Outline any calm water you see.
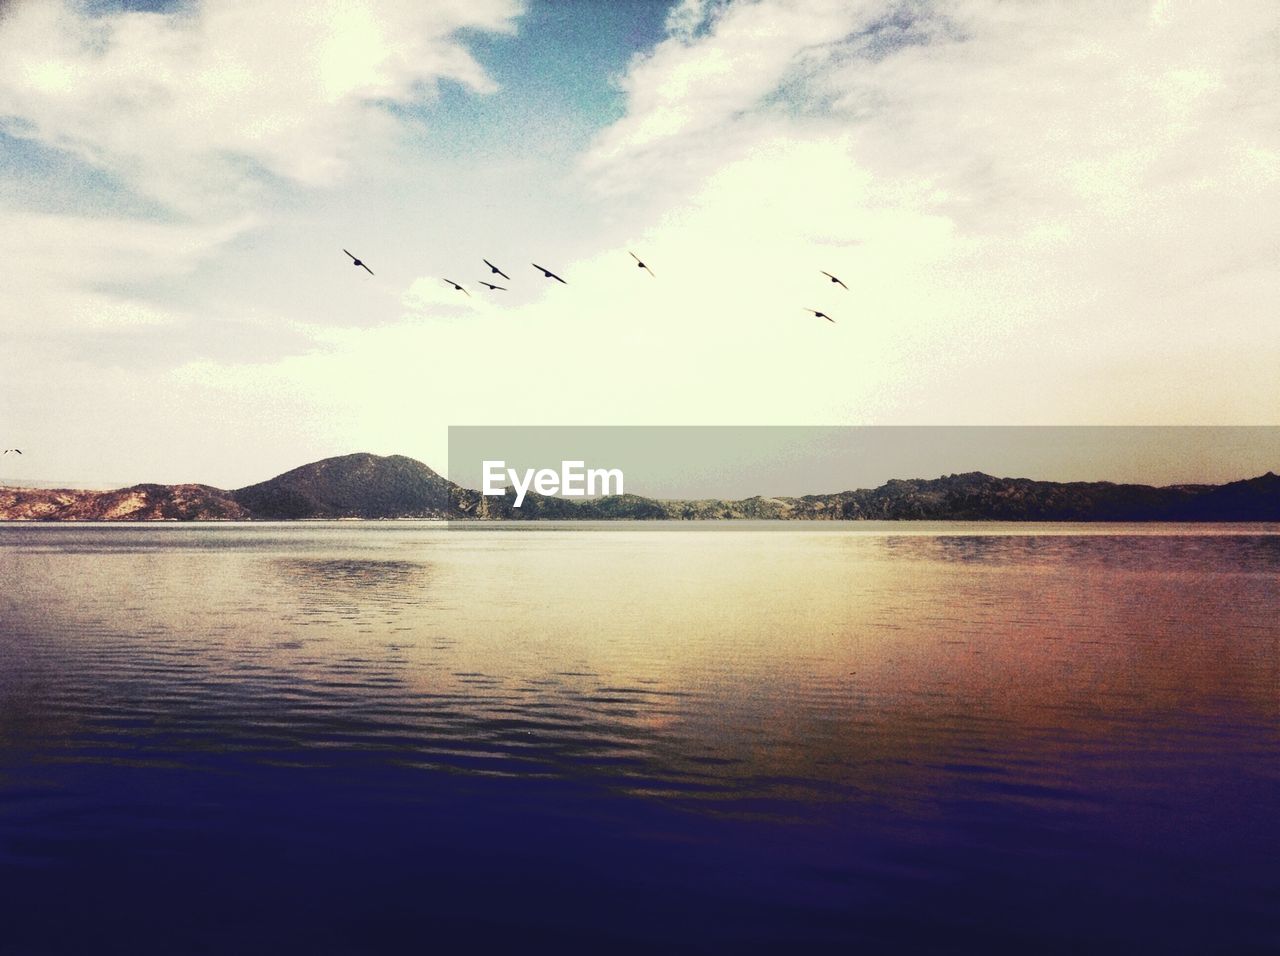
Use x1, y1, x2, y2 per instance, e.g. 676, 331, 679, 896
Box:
1, 523, 1277, 953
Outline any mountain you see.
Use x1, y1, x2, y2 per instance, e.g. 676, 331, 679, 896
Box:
0, 483, 248, 521
472, 472, 1222, 521
787, 472, 1208, 521
0, 454, 457, 521
232, 453, 457, 519
1177, 471, 1280, 521
0, 455, 1277, 521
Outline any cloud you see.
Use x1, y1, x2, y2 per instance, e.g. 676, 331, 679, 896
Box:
586, 0, 873, 193
0, 0, 521, 212
402, 276, 489, 318
0, 0, 523, 409
3, 0, 1278, 488
588, 0, 1279, 214
576, 0, 1280, 421
0, 206, 249, 337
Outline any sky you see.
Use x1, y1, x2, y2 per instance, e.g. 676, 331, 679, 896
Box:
0, 0, 1277, 488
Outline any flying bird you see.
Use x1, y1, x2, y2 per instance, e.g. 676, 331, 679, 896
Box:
630, 252, 655, 277
344, 249, 374, 275
532, 263, 567, 284
483, 259, 511, 281
443, 279, 471, 297
821, 271, 848, 290
805, 309, 835, 323
479, 281, 507, 291
3, 449, 21, 455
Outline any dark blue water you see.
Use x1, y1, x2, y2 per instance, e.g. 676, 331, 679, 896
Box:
1, 523, 1277, 953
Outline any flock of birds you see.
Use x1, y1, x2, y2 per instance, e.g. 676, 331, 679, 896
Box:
1, 258, 846, 468
342, 249, 849, 323
3, 256, 846, 467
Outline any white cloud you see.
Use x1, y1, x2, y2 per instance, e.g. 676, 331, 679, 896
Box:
587, 0, 874, 193
664, 0, 728, 42
402, 276, 491, 318
0, 0, 520, 212
575, 0, 1280, 425
0, 0, 523, 441
4, 0, 1278, 488
0, 206, 249, 336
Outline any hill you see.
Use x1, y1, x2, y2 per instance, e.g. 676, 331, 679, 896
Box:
231, 453, 457, 519
0, 483, 248, 521
0, 455, 1277, 521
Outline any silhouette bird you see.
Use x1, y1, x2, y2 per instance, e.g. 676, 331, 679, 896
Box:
821, 271, 848, 290
3, 448, 21, 455
630, 252, 655, 277
483, 259, 511, 281
443, 279, 471, 297
805, 309, 835, 323
479, 281, 507, 291
344, 249, 374, 275
532, 263, 567, 284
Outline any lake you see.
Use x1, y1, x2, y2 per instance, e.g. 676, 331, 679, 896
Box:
1, 523, 1277, 953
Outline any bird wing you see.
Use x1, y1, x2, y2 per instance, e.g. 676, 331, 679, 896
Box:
532, 263, 565, 281
630, 251, 642, 263
643, 264, 655, 276
345, 249, 356, 261
361, 263, 374, 275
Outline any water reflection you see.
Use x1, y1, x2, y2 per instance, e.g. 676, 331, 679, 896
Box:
0, 523, 1276, 952
269, 556, 433, 620
876, 529, 1280, 571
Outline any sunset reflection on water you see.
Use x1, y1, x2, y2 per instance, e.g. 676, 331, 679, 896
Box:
1, 523, 1276, 952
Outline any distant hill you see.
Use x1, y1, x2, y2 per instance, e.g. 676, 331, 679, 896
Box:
1176, 471, 1280, 521
0, 483, 249, 521
0, 454, 1277, 521
232, 453, 456, 519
